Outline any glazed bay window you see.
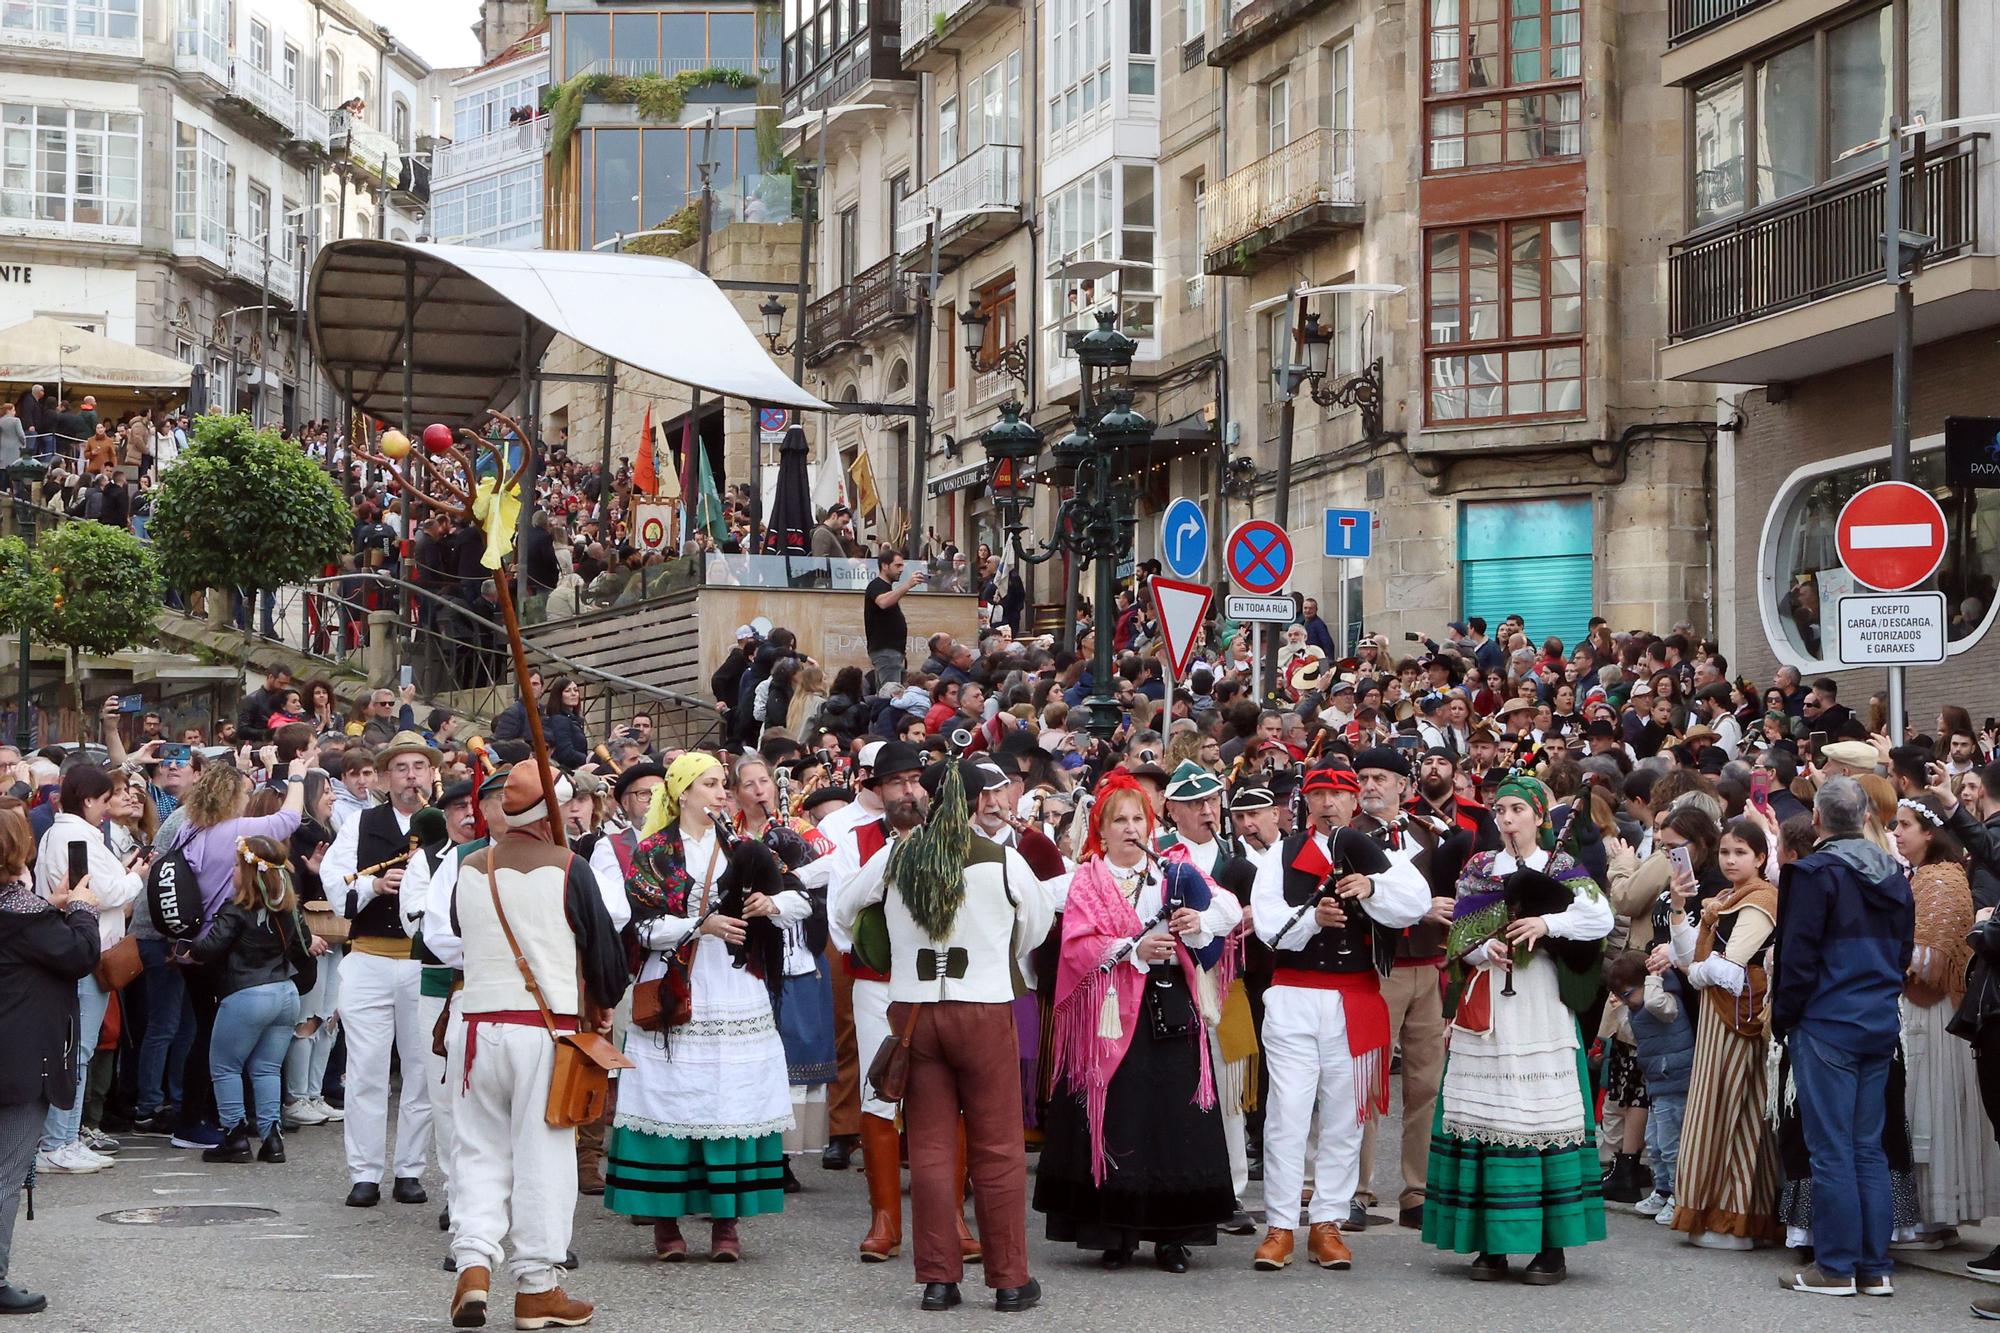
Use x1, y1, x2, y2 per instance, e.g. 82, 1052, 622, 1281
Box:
1, 103, 140, 236
1048, 0, 1114, 133
1425, 0, 1580, 174
3, 0, 140, 45
1425, 217, 1582, 423
1684, 0, 1948, 229
1043, 162, 1158, 371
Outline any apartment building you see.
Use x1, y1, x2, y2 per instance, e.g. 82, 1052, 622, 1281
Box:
0, 0, 447, 427
431, 24, 551, 249
539, 0, 797, 492
1657, 0, 1997, 720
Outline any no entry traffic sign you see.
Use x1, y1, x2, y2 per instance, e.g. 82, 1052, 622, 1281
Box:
1835, 481, 1947, 592
1226, 519, 1293, 596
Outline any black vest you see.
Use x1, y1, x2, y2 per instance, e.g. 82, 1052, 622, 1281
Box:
1277, 827, 1392, 974
351, 803, 414, 939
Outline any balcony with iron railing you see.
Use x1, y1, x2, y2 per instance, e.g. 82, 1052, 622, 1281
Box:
1667, 0, 1773, 44
226, 237, 297, 304
804, 255, 914, 363
895, 144, 1023, 264
1663, 136, 1995, 383
328, 108, 403, 187
434, 117, 550, 185
1203, 127, 1360, 276
220, 56, 302, 139
900, 0, 1015, 73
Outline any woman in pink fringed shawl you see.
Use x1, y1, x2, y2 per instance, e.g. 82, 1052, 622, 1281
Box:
1032, 771, 1243, 1274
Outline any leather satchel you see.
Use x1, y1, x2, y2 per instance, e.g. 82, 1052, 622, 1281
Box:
866, 1001, 915, 1105
629, 846, 717, 1034
482, 850, 634, 1129
92, 933, 142, 992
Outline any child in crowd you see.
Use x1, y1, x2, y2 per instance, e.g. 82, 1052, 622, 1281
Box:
1606, 949, 1695, 1227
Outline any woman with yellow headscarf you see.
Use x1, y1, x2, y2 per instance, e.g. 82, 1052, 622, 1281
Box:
604, 751, 801, 1262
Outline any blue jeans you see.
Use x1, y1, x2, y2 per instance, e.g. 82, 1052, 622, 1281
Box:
135, 940, 194, 1116
40, 978, 109, 1152
210, 982, 300, 1137
1645, 1090, 1685, 1197
1790, 1026, 1893, 1279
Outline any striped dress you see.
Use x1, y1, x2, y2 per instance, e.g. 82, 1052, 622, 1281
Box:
1669, 883, 1781, 1242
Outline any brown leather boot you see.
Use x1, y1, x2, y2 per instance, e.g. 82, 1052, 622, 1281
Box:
652, 1219, 687, 1262
575, 1119, 606, 1196
450, 1264, 489, 1328
858, 1114, 903, 1262
1253, 1228, 1295, 1271
512, 1286, 594, 1329
1308, 1222, 1352, 1270
709, 1218, 741, 1263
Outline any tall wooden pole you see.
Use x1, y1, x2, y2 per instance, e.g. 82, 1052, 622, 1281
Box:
490, 565, 565, 850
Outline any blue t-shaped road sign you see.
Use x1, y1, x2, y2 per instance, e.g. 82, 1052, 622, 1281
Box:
1324, 507, 1373, 559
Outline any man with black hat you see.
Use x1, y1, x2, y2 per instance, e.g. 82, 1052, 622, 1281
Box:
1351, 747, 1472, 1231
1408, 747, 1501, 852
426, 763, 628, 1331
322, 729, 443, 1208
585, 762, 664, 904
1249, 764, 1429, 1273
1690, 681, 1743, 758
833, 754, 1050, 1313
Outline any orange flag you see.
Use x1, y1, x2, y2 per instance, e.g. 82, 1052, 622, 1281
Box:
633, 404, 657, 496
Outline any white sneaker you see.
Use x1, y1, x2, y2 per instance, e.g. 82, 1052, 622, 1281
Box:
312, 1098, 345, 1123
71, 1141, 116, 1169
1633, 1190, 1669, 1216
285, 1099, 330, 1126
1694, 1231, 1754, 1251
36, 1143, 103, 1174
1654, 1202, 1676, 1227
1890, 1236, 1948, 1252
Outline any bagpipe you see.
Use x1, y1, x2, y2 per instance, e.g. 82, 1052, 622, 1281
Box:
706, 809, 789, 985
1098, 849, 1180, 973
1450, 864, 1601, 1007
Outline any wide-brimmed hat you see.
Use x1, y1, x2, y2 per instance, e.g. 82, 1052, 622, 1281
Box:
1496, 697, 1537, 721
374, 730, 442, 768
865, 741, 924, 785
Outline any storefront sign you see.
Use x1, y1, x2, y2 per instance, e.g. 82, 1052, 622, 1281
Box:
1835, 592, 1947, 665
1945, 416, 2000, 489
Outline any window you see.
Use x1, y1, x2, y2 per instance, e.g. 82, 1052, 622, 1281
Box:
248, 18, 269, 70
1427, 91, 1580, 170
1188, 176, 1206, 306
966, 53, 1022, 152
4, 0, 139, 41
431, 163, 541, 246
939, 302, 956, 392
837, 204, 858, 285
392, 97, 411, 150
1128, 0, 1153, 95
172, 121, 228, 247
282, 195, 303, 256
452, 68, 551, 141
2, 103, 142, 232
1328, 41, 1352, 171
357, 72, 371, 109
1688, 0, 1956, 228
321, 48, 340, 108
613, 11, 657, 61
971, 274, 1016, 396
1048, 0, 1115, 132
1185, 0, 1205, 45
1424, 217, 1582, 422
1267, 76, 1290, 154
581, 126, 761, 246
282, 42, 300, 92
563, 12, 610, 77
247, 182, 269, 245
1042, 163, 1157, 370
938, 98, 959, 169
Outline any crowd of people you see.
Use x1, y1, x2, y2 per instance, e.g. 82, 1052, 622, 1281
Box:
5, 540, 2000, 1324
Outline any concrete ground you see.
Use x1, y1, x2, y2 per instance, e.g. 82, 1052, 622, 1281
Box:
12, 1103, 1996, 1332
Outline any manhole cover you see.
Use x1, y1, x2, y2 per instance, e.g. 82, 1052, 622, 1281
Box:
98, 1205, 279, 1227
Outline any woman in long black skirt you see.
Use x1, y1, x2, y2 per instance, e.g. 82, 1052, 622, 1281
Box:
1036, 774, 1240, 1271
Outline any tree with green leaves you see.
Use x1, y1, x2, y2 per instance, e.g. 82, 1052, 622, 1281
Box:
0, 521, 161, 657
149, 413, 351, 599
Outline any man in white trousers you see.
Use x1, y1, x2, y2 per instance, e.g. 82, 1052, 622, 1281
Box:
322, 731, 440, 1208
1249, 764, 1428, 1273
426, 763, 627, 1330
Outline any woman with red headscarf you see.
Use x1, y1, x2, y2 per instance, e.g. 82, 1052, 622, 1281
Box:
1035, 771, 1242, 1273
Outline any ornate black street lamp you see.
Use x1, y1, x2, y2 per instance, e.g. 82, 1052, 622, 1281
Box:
978, 311, 1152, 745
7, 455, 48, 750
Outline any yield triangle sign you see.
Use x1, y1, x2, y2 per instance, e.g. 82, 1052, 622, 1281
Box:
1151, 576, 1213, 681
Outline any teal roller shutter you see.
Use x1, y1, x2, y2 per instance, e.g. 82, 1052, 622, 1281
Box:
1458, 497, 1594, 652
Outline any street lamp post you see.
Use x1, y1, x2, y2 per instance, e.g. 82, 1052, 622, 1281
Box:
7, 455, 48, 750
978, 311, 1149, 746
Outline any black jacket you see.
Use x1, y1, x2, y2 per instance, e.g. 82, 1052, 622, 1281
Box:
188, 900, 314, 997
542, 708, 590, 769
0, 891, 101, 1108
238, 686, 279, 738
493, 698, 530, 743
1949, 804, 2000, 911
711, 647, 751, 709
521, 525, 560, 594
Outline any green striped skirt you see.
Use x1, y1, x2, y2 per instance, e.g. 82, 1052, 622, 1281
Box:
603, 1129, 787, 1221
1421, 1043, 1607, 1256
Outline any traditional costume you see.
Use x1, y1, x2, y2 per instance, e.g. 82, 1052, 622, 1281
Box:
1249, 766, 1429, 1271
833, 757, 1053, 1313
1038, 770, 1239, 1270
604, 753, 800, 1259
1665, 869, 1780, 1246
424, 764, 628, 1329
756, 809, 836, 1162
321, 730, 440, 1204
1423, 773, 1612, 1280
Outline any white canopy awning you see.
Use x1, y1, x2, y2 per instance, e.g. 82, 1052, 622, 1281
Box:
0, 316, 192, 391
307, 239, 827, 425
